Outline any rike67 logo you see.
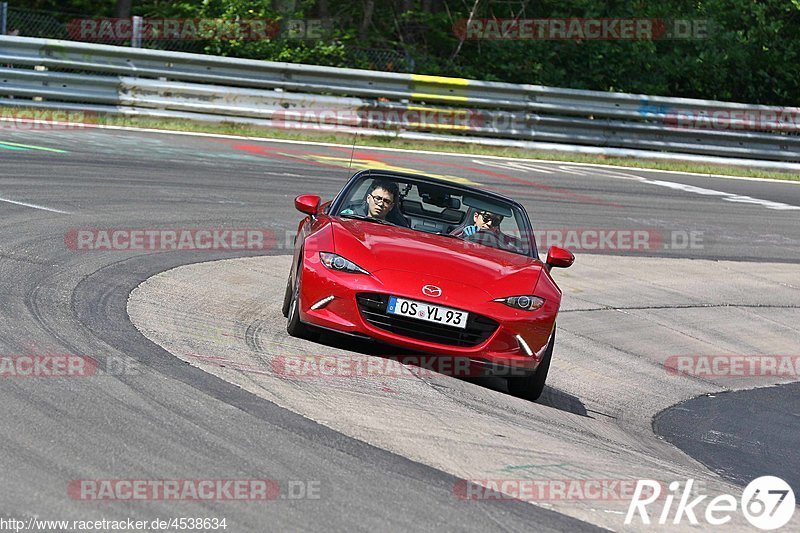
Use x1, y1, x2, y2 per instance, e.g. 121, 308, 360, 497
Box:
626, 476, 795, 530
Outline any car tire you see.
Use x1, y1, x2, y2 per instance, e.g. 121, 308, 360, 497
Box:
286, 269, 318, 341
506, 328, 555, 402
281, 276, 292, 318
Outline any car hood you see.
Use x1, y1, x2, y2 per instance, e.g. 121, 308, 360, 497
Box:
329, 218, 543, 296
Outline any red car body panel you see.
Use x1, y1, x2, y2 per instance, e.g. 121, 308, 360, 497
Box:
292, 209, 563, 374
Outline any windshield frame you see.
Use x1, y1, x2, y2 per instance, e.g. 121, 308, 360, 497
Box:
329, 170, 539, 259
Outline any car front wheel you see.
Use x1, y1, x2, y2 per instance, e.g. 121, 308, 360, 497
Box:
281, 276, 292, 318
286, 270, 318, 341
506, 328, 555, 401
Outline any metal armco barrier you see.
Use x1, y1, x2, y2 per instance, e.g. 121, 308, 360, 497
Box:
1, 35, 799, 166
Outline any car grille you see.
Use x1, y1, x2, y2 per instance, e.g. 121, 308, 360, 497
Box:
356, 293, 498, 348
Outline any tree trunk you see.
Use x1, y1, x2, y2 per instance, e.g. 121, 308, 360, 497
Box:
316, 0, 329, 18
115, 0, 132, 19
449, 0, 481, 62
359, 0, 375, 41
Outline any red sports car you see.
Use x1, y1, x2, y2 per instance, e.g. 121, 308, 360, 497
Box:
282, 169, 574, 400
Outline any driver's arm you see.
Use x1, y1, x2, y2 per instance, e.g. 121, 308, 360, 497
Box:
452, 225, 479, 237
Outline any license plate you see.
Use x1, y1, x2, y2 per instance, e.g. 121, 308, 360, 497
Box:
387, 296, 468, 329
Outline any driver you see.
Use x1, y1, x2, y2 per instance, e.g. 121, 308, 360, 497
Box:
459, 210, 503, 236
340, 180, 409, 226
453, 209, 520, 251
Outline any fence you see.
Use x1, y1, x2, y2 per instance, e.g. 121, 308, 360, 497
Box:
1, 34, 799, 167
0, 4, 412, 72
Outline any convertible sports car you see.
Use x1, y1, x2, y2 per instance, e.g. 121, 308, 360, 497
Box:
282, 169, 574, 400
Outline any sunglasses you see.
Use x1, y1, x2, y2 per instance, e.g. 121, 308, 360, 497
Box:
368, 193, 394, 206
478, 211, 501, 225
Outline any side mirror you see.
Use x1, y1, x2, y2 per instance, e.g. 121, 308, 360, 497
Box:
546, 246, 574, 269
295, 195, 321, 216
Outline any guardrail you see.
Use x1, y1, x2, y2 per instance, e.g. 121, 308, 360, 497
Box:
1, 35, 799, 166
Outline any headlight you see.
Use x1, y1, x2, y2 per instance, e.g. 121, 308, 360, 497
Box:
319, 252, 369, 274
493, 295, 545, 311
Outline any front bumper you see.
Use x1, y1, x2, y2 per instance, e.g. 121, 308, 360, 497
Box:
297, 258, 557, 373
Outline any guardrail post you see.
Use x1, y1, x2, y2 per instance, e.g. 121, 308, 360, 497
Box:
404, 49, 415, 72
1, 2, 8, 36
131, 16, 142, 47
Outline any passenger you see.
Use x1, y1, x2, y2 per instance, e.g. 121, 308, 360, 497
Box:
341, 179, 408, 226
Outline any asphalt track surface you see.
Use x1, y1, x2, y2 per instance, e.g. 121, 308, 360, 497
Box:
1, 125, 799, 531
655, 382, 800, 497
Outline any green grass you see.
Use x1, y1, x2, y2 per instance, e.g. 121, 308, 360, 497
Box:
104, 115, 800, 181
4, 106, 799, 181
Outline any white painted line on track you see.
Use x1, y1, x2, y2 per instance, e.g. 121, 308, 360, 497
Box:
579, 167, 800, 209
0, 196, 72, 214
30, 121, 798, 185
469, 158, 800, 210
586, 168, 655, 181
642, 179, 800, 210
557, 165, 591, 176
471, 159, 555, 174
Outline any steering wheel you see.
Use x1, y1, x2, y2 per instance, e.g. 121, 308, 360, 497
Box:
463, 228, 503, 248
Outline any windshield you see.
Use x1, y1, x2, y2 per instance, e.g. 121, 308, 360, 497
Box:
332, 174, 534, 257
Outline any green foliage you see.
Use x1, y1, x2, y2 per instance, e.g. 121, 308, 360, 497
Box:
11, 0, 800, 105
